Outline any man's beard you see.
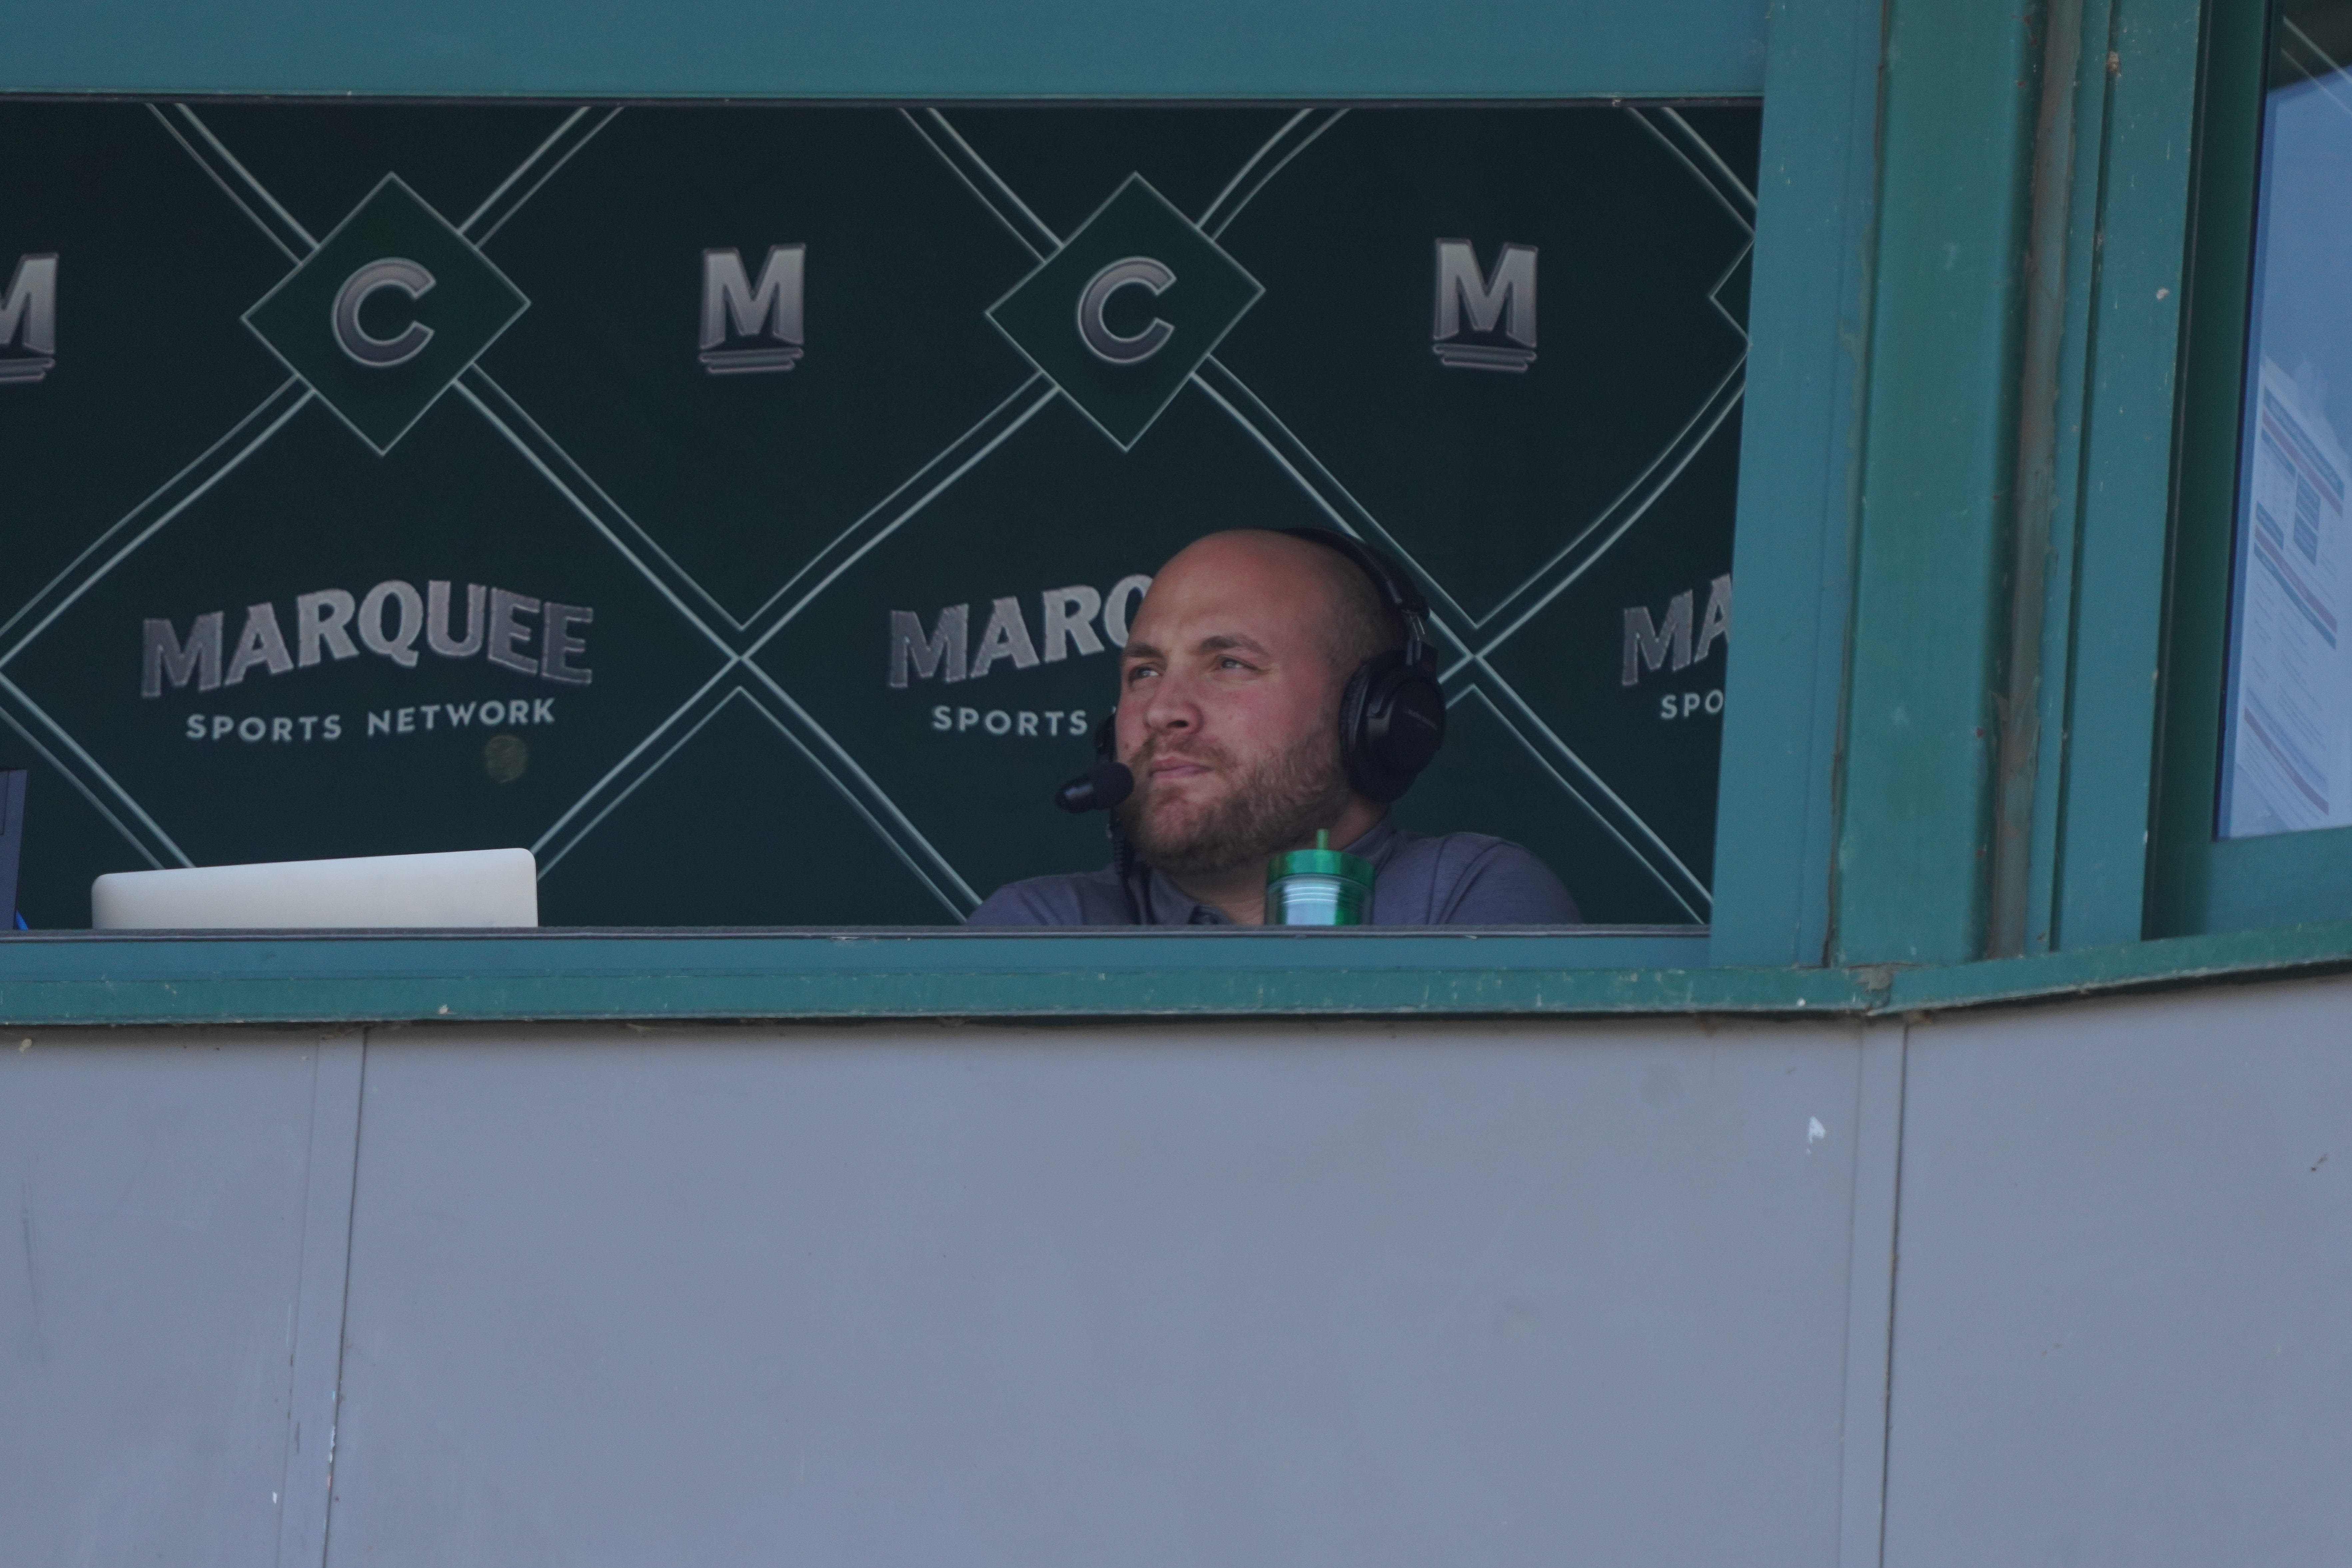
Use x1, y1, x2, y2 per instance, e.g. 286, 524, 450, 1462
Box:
1117, 728, 1352, 878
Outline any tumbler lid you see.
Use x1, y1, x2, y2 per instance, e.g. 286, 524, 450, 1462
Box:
1265, 829, 1376, 889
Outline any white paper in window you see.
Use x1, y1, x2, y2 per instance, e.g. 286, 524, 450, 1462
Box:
2227, 357, 2352, 835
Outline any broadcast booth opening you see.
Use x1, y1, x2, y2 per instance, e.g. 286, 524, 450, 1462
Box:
0, 102, 1755, 926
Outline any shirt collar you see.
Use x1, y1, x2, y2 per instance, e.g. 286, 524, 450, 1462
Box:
1337, 815, 1400, 864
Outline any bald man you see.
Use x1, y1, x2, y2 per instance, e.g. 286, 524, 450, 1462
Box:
970, 530, 1578, 927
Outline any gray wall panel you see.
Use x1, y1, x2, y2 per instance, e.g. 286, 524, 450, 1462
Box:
0, 1029, 336, 1568
323, 1019, 1870, 1568
1883, 974, 2352, 1568
41, 983, 2344, 1568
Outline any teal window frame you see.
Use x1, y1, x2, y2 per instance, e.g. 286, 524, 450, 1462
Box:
1825, 0, 2205, 966
2149, 0, 2352, 935
0, 0, 1884, 1018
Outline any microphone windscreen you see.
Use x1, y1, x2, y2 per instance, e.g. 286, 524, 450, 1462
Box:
1055, 761, 1134, 814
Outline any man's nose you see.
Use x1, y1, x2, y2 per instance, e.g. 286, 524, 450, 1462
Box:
1141, 674, 1198, 733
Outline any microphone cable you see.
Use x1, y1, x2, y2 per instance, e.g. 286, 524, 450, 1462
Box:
1054, 754, 1145, 926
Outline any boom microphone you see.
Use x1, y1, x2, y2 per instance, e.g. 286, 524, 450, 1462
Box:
1055, 761, 1133, 814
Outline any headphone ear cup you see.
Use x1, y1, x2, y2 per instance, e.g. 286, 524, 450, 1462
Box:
1337, 660, 1378, 792
1341, 653, 1447, 802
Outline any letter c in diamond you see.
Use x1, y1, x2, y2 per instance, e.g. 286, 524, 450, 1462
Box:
332, 258, 437, 369
1075, 256, 1175, 365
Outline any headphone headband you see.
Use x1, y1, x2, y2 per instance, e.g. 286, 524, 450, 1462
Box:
1278, 528, 1433, 672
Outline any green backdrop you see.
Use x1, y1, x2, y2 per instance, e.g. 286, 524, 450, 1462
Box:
0, 100, 1754, 926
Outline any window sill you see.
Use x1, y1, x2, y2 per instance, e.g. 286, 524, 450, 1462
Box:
2, 917, 2349, 1026
0, 926, 1712, 1024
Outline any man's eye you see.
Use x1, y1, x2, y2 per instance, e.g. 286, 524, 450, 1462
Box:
1126, 666, 1158, 684
1219, 657, 1249, 670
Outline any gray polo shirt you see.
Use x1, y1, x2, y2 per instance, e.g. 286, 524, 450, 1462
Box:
967, 817, 1580, 926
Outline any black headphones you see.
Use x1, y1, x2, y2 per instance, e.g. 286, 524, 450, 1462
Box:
1280, 528, 1448, 803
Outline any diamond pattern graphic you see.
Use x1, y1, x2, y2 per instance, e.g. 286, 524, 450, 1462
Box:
5, 390, 732, 870
245, 174, 527, 453
0, 103, 294, 626
473, 108, 1043, 628
989, 174, 1262, 449
0, 101, 1755, 927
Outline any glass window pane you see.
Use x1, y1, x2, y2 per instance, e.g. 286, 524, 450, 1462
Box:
0, 100, 1757, 927
2219, 0, 2352, 837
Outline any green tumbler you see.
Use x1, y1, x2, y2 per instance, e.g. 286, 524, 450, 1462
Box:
1265, 830, 1376, 925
